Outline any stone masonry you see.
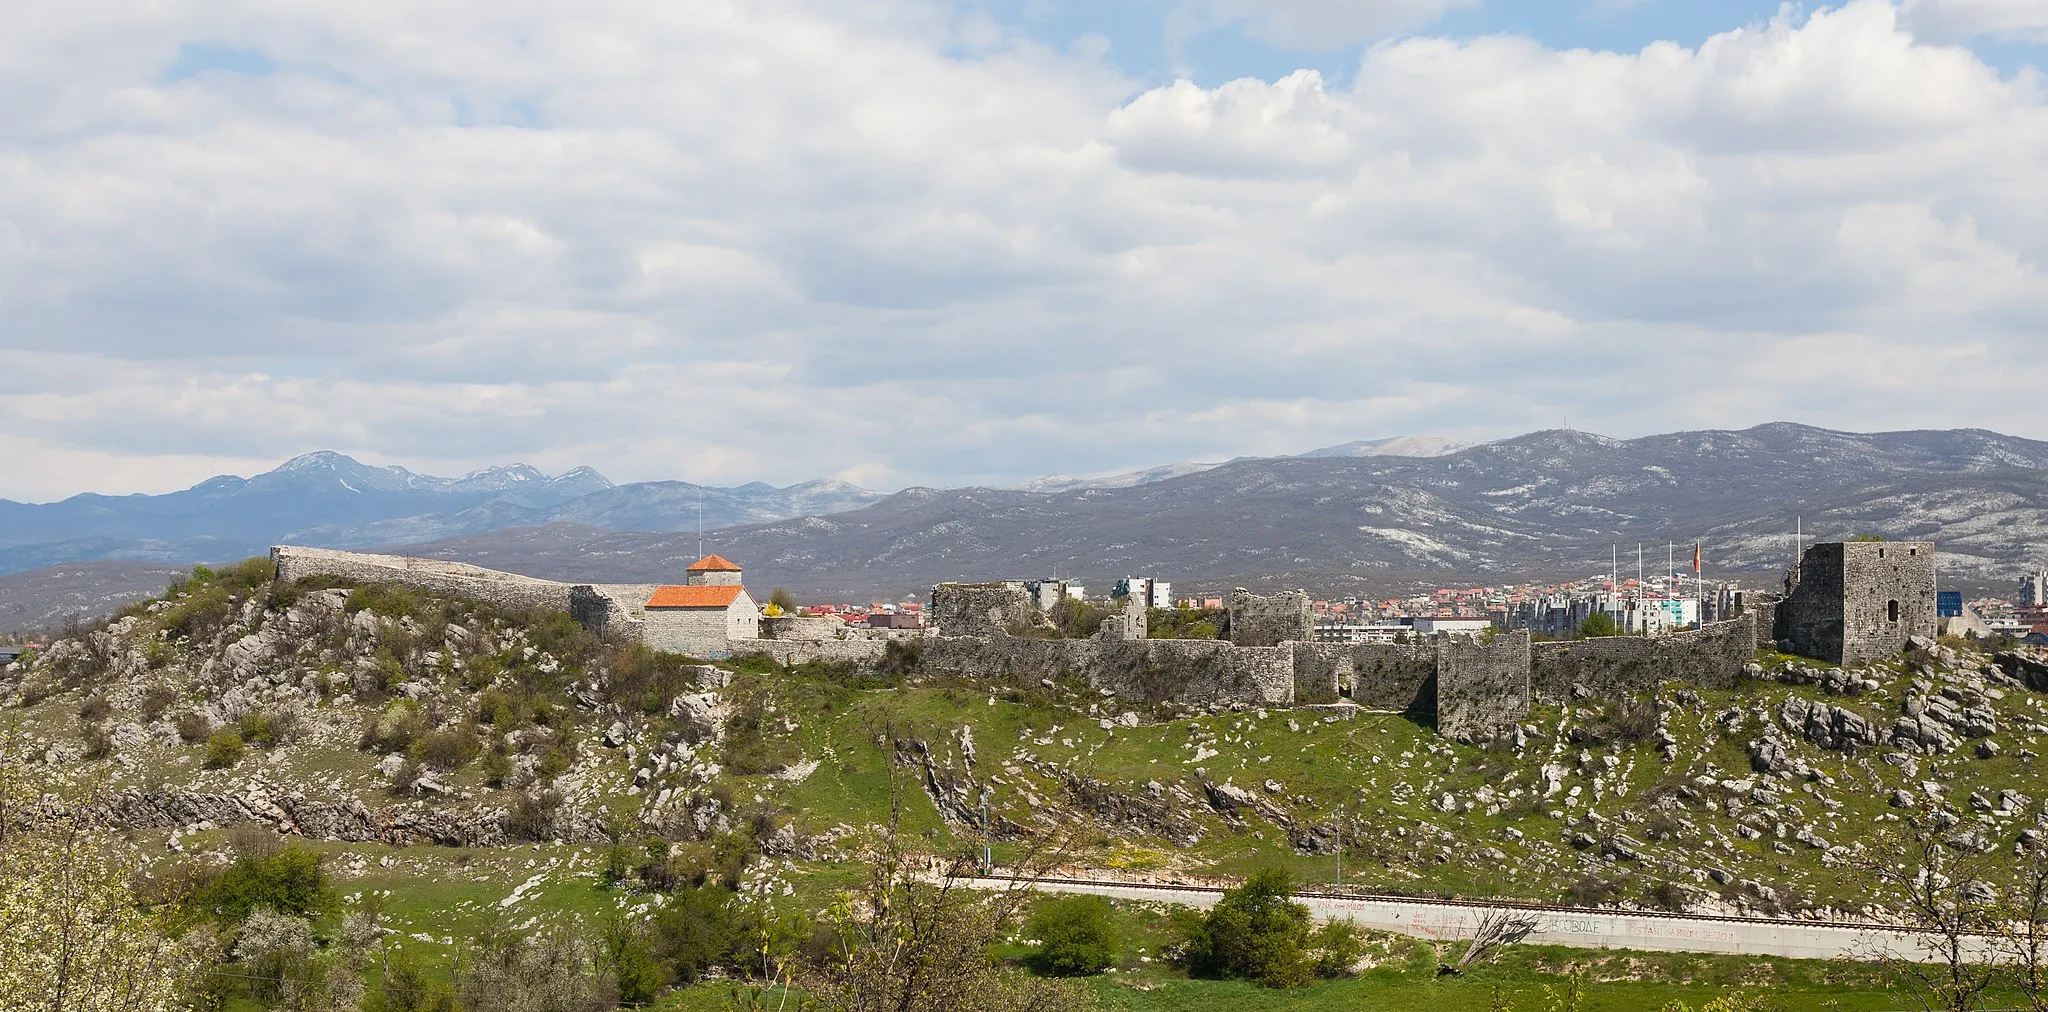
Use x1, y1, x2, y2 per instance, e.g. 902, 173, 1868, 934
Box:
1225, 588, 1312, 647
929, 582, 1044, 638
1774, 541, 1936, 666
276, 547, 1770, 741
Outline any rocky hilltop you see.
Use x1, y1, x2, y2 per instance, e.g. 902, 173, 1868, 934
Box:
7, 562, 2048, 921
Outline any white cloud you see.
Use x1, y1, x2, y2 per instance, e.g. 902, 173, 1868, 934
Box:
1902, 0, 2048, 42
1, 0, 2046, 502
1207, 0, 1480, 49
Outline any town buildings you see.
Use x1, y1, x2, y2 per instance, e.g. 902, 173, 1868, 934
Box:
1112, 576, 1173, 609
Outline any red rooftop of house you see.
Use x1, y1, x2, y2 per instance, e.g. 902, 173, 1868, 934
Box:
685, 554, 743, 572
646, 586, 745, 609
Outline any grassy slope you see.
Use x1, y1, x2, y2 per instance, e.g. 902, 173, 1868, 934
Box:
11, 569, 2046, 1007
743, 661, 2046, 913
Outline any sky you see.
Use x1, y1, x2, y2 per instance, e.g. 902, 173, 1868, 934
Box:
3, 0, 2048, 501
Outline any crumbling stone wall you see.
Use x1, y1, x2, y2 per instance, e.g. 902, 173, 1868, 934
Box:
273, 546, 573, 615
1098, 599, 1147, 642
1094, 640, 1294, 706
1225, 589, 1311, 647
1292, 643, 1436, 712
929, 583, 1040, 638
761, 615, 845, 640
915, 635, 1295, 706
1529, 614, 1757, 704
569, 584, 661, 638
729, 638, 893, 666
1773, 542, 1935, 665
1435, 632, 1532, 742
1744, 592, 1783, 648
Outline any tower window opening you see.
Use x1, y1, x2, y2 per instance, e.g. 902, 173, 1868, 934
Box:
1888, 600, 1900, 623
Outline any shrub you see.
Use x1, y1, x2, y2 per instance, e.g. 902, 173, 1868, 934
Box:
162, 583, 237, 643
475, 687, 520, 727
233, 906, 315, 1003
1148, 605, 1223, 640
1311, 919, 1365, 978
721, 677, 796, 775
360, 699, 424, 754
1566, 872, 1626, 908
481, 750, 514, 788
1028, 895, 1118, 976
601, 915, 668, 1005
76, 694, 113, 722
1576, 613, 1621, 638
1173, 868, 1316, 988
640, 839, 714, 892
138, 684, 179, 722
389, 758, 423, 795
379, 949, 454, 1012
600, 644, 696, 715
878, 638, 924, 678
1050, 598, 1107, 639
193, 846, 336, 924
650, 884, 744, 983
1582, 697, 1659, 745
81, 722, 115, 760
536, 743, 575, 780
212, 557, 275, 593
506, 789, 563, 841
239, 709, 294, 747
204, 730, 246, 769
344, 584, 428, 620
415, 727, 483, 771
176, 710, 212, 744
1646, 880, 1689, 911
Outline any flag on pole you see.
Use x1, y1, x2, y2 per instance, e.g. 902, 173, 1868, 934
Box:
1693, 542, 1701, 574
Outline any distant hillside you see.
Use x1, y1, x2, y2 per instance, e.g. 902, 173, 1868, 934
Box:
394, 424, 2048, 598
0, 561, 187, 635
1022, 433, 1471, 492
0, 451, 883, 577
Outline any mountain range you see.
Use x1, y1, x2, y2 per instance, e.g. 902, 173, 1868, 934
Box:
0, 451, 883, 578
387, 424, 2048, 600
6, 423, 2047, 627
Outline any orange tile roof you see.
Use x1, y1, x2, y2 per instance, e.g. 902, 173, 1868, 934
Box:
646, 585, 746, 609
686, 554, 743, 572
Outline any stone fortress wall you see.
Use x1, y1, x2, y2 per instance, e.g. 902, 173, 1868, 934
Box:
273, 546, 577, 614
273, 545, 1819, 742
1530, 615, 1758, 704
1224, 589, 1312, 647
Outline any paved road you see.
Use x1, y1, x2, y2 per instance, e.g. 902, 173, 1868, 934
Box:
965, 876, 1967, 963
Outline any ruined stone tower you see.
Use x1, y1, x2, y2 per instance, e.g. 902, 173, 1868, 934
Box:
1773, 540, 1936, 665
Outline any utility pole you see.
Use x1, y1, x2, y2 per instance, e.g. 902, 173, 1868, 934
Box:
981, 791, 992, 874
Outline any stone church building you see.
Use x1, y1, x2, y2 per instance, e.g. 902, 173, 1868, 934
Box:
642, 554, 761, 658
